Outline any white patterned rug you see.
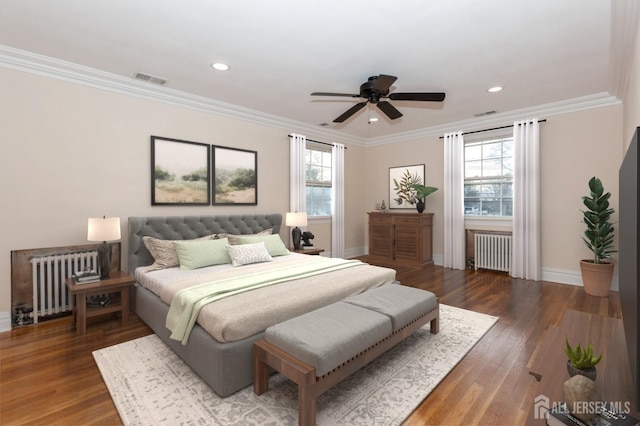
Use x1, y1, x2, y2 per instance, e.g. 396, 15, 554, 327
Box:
93, 304, 497, 426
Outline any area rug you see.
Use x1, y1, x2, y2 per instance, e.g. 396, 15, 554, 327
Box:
93, 304, 497, 425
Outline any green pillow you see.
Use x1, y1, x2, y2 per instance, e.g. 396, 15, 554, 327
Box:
234, 234, 290, 256
173, 238, 231, 270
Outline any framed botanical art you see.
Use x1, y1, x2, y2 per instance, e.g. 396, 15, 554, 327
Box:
212, 145, 257, 205
389, 164, 425, 209
150, 136, 211, 205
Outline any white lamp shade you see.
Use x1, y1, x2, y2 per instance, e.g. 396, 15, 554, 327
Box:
87, 217, 121, 242
285, 212, 308, 227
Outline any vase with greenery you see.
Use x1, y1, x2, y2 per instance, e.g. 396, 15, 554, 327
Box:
565, 338, 602, 381
410, 184, 438, 213
579, 176, 616, 297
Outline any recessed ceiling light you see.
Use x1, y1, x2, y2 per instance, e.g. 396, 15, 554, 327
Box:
368, 117, 379, 123
211, 62, 230, 71
487, 86, 503, 93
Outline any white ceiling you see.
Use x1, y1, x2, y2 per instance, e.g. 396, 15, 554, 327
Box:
0, 0, 630, 142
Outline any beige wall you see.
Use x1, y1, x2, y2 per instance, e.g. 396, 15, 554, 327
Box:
623, 17, 640, 148
2, 25, 638, 327
0, 67, 364, 323
540, 107, 622, 272
364, 105, 623, 282
364, 136, 445, 260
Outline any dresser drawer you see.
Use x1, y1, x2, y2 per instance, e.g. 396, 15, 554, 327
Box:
394, 217, 420, 226
370, 224, 392, 238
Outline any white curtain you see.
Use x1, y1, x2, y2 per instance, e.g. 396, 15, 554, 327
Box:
331, 143, 346, 258
444, 131, 466, 269
511, 119, 541, 280
289, 133, 306, 213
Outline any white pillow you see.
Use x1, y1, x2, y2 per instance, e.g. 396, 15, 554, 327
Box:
226, 242, 273, 267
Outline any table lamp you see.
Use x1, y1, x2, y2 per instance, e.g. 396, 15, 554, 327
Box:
285, 212, 307, 250
87, 216, 121, 279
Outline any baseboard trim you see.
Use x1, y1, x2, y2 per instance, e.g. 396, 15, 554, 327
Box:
356, 248, 616, 289
0, 311, 11, 333
541, 267, 619, 291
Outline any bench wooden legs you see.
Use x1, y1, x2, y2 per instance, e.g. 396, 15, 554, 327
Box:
431, 311, 439, 334
254, 339, 318, 426
253, 304, 439, 426
253, 341, 270, 395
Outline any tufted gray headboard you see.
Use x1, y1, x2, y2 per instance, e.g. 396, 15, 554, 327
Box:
127, 214, 282, 275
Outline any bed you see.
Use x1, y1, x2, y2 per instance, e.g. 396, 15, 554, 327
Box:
128, 214, 397, 397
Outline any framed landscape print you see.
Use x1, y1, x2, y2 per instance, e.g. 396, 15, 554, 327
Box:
151, 136, 211, 205
212, 145, 257, 205
389, 164, 425, 209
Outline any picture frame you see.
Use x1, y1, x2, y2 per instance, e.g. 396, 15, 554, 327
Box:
389, 164, 425, 209
212, 145, 257, 205
151, 136, 211, 205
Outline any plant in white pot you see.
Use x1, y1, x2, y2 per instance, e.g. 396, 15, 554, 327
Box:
580, 176, 616, 297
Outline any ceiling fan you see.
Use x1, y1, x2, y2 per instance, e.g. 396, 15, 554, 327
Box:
311, 74, 445, 123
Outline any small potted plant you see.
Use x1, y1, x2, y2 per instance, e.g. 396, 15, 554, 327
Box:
409, 184, 438, 213
579, 176, 616, 297
565, 338, 602, 381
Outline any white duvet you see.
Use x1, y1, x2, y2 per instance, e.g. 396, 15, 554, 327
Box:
136, 253, 397, 342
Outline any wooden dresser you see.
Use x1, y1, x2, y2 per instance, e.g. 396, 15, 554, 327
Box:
367, 212, 433, 268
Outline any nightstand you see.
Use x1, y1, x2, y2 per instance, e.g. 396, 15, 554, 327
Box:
65, 270, 135, 334
290, 247, 325, 255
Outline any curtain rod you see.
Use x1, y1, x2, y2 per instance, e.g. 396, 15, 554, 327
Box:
287, 134, 347, 149
438, 119, 547, 139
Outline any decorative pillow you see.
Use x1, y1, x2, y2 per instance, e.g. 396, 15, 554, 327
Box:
233, 234, 289, 256
174, 238, 231, 271
218, 228, 272, 244
226, 242, 273, 267
143, 235, 213, 271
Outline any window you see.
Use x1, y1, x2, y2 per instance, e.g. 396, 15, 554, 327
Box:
305, 144, 332, 216
464, 137, 513, 216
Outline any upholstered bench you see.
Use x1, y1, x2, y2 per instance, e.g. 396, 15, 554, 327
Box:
253, 284, 439, 426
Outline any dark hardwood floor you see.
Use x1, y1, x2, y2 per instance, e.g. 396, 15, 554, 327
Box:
0, 262, 625, 425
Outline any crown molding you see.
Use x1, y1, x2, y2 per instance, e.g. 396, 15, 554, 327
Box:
0, 45, 621, 148
0, 45, 365, 147
364, 92, 621, 146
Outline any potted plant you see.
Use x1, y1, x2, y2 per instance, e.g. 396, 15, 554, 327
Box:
409, 184, 438, 213
579, 176, 616, 297
565, 338, 602, 381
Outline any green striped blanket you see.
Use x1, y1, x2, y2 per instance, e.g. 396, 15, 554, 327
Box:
166, 257, 363, 344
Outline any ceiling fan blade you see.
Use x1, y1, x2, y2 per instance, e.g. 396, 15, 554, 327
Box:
389, 92, 446, 102
372, 74, 397, 93
311, 92, 361, 98
333, 101, 368, 123
377, 101, 403, 120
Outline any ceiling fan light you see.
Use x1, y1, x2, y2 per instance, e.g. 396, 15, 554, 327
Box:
211, 62, 230, 71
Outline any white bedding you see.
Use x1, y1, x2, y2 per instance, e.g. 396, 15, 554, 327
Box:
135, 253, 397, 342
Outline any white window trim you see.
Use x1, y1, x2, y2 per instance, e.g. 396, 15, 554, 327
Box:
308, 216, 332, 224
464, 216, 512, 230
305, 141, 333, 218
463, 129, 514, 218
